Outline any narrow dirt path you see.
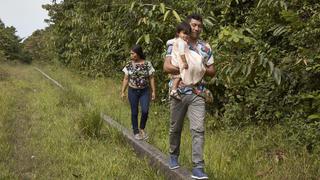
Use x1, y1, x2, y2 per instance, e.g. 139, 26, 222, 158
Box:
3, 66, 36, 179
9, 94, 35, 179
0, 64, 166, 179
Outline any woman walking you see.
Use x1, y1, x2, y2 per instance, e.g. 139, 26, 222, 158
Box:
121, 44, 156, 140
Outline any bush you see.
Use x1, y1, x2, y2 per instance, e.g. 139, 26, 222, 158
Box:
0, 50, 6, 62
40, 0, 320, 151
78, 106, 103, 138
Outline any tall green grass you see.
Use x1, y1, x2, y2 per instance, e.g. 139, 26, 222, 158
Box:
0, 67, 16, 179
38, 63, 320, 179
58, 86, 103, 138
0, 63, 164, 179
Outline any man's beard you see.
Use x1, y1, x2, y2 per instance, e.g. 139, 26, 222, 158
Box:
191, 33, 199, 40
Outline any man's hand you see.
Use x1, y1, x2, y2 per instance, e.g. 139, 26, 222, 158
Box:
163, 56, 179, 75
205, 64, 216, 77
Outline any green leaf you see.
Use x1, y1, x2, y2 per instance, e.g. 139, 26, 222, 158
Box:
257, 0, 263, 7
268, 61, 274, 73
242, 65, 247, 75
231, 64, 241, 77
144, 34, 150, 44
245, 28, 255, 36
246, 64, 252, 77
163, 10, 171, 21
273, 26, 287, 36
307, 113, 320, 120
159, 3, 165, 14
136, 35, 144, 44
156, 37, 163, 43
233, 36, 239, 43
273, 68, 281, 85
130, 2, 135, 11
223, 29, 230, 36
204, 18, 214, 27
218, 33, 224, 40
172, 10, 181, 22
263, 58, 268, 68
258, 53, 264, 65
243, 37, 250, 43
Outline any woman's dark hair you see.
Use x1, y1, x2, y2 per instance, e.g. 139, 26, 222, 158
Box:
176, 21, 191, 35
186, 13, 203, 23
131, 44, 146, 59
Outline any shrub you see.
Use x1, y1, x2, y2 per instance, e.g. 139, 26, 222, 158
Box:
78, 106, 103, 138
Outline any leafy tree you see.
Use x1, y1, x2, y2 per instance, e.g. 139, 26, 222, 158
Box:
39, 0, 319, 151
23, 28, 56, 63
0, 19, 32, 63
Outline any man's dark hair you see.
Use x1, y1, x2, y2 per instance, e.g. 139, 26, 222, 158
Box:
186, 13, 203, 23
176, 21, 191, 35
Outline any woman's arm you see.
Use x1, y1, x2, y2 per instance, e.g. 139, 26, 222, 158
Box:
150, 75, 156, 100
121, 75, 129, 99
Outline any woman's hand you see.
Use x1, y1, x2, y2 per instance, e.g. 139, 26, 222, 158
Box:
121, 75, 129, 100
151, 91, 156, 101
121, 92, 126, 100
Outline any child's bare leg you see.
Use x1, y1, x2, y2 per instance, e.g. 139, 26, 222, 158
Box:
172, 78, 180, 91
170, 78, 181, 100
180, 54, 188, 69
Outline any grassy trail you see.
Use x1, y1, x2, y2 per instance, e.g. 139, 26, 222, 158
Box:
0, 65, 36, 179
8, 84, 35, 179
38, 63, 319, 180
0, 63, 163, 179
1, 62, 319, 179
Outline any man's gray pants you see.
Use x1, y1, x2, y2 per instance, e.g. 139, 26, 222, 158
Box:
169, 93, 206, 168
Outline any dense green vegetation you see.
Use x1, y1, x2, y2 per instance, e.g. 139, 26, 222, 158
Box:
23, 28, 56, 63
0, 0, 319, 178
37, 0, 320, 152
0, 19, 31, 63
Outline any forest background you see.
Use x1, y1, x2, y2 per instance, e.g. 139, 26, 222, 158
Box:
1, 0, 319, 178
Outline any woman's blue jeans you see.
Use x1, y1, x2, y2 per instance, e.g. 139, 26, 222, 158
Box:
128, 87, 150, 134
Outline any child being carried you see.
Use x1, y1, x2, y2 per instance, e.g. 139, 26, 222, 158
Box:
170, 22, 206, 100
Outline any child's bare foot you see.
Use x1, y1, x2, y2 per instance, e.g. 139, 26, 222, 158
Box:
170, 89, 181, 100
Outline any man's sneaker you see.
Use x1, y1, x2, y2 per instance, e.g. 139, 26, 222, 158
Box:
140, 129, 149, 140
168, 155, 180, 170
133, 133, 142, 140
191, 168, 208, 179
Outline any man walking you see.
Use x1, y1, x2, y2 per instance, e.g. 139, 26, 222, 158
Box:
163, 13, 215, 179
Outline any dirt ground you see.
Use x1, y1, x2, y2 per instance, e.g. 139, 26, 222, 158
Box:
1, 66, 36, 179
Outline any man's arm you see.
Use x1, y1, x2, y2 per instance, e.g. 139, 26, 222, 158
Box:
163, 56, 179, 75
205, 64, 216, 77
